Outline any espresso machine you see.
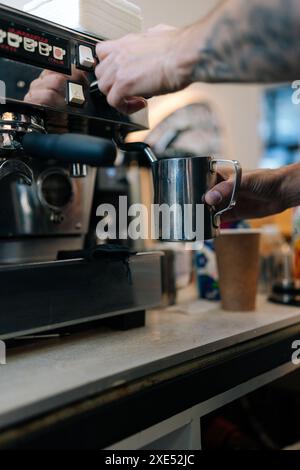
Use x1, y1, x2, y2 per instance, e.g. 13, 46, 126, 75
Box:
0, 3, 162, 339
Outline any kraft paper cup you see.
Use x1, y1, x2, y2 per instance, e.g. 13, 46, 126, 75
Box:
215, 229, 261, 312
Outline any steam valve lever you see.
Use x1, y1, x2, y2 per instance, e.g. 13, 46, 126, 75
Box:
22, 133, 117, 168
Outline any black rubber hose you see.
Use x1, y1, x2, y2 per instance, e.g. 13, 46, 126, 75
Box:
22, 133, 117, 167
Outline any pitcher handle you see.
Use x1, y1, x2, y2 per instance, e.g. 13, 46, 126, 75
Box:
210, 159, 242, 227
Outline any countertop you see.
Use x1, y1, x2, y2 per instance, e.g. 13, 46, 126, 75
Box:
0, 296, 300, 431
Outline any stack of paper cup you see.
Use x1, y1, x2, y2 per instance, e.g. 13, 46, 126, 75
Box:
24, 0, 143, 40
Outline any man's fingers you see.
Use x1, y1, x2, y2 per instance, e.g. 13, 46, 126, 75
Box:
205, 190, 223, 206
40, 69, 59, 79
96, 33, 137, 60
95, 58, 117, 95
24, 89, 64, 107
95, 56, 114, 79
106, 81, 130, 112
106, 81, 147, 114
96, 41, 116, 60
124, 97, 148, 114
29, 74, 66, 93
205, 180, 234, 206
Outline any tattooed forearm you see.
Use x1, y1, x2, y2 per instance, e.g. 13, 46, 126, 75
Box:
191, 0, 300, 83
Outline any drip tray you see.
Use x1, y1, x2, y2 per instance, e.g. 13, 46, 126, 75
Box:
0, 252, 162, 340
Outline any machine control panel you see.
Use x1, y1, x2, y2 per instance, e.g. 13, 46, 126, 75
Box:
0, 4, 148, 133
76, 44, 96, 70
0, 18, 72, 75
67, 81, 86, 106
0, 9, 99, 76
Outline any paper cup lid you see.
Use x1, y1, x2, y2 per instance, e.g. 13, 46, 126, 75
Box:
219, 228, 262, 235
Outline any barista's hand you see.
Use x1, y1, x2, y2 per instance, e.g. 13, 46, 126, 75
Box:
95, 24, 196, 114
205, 166, 299, 221
24, 69, 88, 107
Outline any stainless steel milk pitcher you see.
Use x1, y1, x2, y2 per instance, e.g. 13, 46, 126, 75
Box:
118, 142, 242, 242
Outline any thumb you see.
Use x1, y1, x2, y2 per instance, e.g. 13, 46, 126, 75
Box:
205, 179, 234, 206
123, 97, 148, 115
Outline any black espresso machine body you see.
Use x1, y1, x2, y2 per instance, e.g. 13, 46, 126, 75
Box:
0, 4, 161, 338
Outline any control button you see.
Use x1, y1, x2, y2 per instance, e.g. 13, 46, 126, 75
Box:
53, 46, 66, 61
67, 82, 85, 106
78, 45, 95, 69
